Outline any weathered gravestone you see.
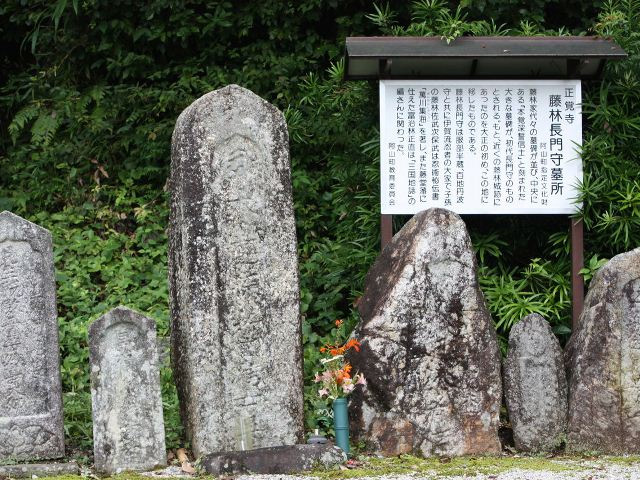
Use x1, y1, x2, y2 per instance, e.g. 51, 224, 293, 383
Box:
0, 211, 64, 460
169, 85, 304, 456
348, 208, 502, 457
88, 306, 166, 474
566, 247, 640, 453
504, 313, 567, 452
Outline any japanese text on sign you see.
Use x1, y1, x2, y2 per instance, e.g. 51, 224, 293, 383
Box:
380, 80, 582, 214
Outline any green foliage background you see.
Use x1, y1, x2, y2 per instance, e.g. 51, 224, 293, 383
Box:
1, 0, 639, 452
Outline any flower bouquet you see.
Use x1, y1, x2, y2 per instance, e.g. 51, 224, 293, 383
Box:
314, 320, 366, 454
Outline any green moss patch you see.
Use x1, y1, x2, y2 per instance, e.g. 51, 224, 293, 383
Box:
310, 454, 640, 479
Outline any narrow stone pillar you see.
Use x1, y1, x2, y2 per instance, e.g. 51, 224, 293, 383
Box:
0, 211, 64, 460
89, 306, 166, 473
169, 85, 304, 456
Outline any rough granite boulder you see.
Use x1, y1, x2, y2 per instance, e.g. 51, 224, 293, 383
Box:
348, 208, 502, 457
504, 313, 567, 452
169, 85, 304, 456
566, 247, 640, 454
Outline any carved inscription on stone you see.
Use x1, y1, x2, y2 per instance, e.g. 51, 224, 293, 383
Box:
0, 424, 57, 457
0, 211, 64, 460
89, 307, 166, 474
169, 85, 304, 456
103, 323, 147, 457
212, 134, 274, 446
0, 242, 47, 417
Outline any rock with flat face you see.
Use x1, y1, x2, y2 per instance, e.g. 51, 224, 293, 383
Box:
566, 248, 640, 454
89, 306, 166, 474
504, 313, 567, 452
0, 462, 79, 479
348, 208, 502, 457
169, 85, 304, 456
0, 211, 64, 460
202, 445, 346, 475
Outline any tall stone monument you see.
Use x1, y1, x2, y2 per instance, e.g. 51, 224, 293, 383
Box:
0, 211, 64, 460
88, 306, 166, 474
504, 314, 567, 452
169, 85, 304, 456
348, 208, 502, 457
566, 248, 640, 453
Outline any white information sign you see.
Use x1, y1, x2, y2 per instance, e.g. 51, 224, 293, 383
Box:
380, 79, 582, 214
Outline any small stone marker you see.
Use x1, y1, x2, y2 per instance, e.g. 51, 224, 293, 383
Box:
504, 313, 567, 452
0, 211, 64, 460
567, 248, 640, 453
169, 84, 304, 456
89, 306, 166, 474
348, 208, 502, 457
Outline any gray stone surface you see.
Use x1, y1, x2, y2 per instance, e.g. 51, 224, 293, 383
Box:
202, 445, 346, 475
504, 313, 567, 452
140, 465, 193, 478
0, 462, 79, 478
89, 306, 166, 474
169, 84, 304, 457
566, 247, 640, 454
0, 211, 64, 461
348, 208, 502, 457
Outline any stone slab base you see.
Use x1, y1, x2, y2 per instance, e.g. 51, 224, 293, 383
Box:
0, 462, 79, 478
202, 444, 346, 475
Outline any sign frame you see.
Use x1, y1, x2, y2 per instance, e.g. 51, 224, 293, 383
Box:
343, 36, 628, 331
379, 79, 583, 216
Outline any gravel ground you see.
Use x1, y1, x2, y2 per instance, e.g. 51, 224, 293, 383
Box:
231, 459, 640, 480
140, 456, 640, 479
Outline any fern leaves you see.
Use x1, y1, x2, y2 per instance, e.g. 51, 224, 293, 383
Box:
8, 104, 40, 145
31, 111, 61, 147
8, 105, 61, 147
7, 87, 105, 147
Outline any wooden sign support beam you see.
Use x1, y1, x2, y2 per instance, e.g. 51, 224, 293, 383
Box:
570, 217, 584, 331
381, 214, 393, 251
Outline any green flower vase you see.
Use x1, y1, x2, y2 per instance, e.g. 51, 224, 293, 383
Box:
333, 397, 350, 454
